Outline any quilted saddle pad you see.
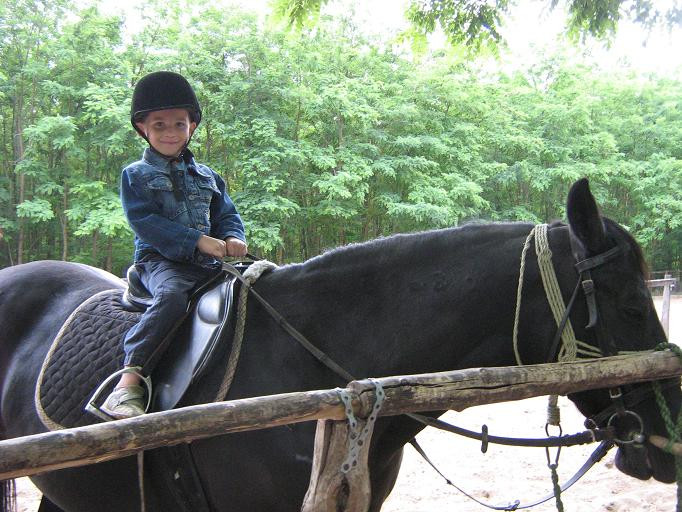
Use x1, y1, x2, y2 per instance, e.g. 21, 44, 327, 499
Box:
35, 289, 140, 430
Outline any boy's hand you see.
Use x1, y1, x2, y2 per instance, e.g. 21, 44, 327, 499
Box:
197, 235, 227, 259
225, 236, 248, 258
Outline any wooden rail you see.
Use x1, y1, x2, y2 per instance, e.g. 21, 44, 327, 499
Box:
0, 351, 680, 482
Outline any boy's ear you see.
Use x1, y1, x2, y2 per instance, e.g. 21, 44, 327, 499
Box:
189, 122, 197, 135
135, 122, 147, 138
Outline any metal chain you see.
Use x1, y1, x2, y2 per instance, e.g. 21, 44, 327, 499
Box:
338, 379, 385, 473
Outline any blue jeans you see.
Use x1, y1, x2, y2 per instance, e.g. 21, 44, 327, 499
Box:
123, 255, 221, 373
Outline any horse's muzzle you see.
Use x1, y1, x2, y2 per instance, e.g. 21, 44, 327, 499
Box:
615, 444, 653, 481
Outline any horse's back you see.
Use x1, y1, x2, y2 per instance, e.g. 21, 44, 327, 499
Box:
0, 261, 123, 353
0, 261, 124, 439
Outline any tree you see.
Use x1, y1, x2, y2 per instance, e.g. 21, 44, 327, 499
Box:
274, 0, 682, 51
1, 0, 679, 273
0, 0, 68, 263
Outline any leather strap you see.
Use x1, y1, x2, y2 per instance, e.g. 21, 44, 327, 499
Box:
221, 262, 356, 383
410, 438, 613, 511
574, 245, 622, 273
149, 444, 211, 512
546, 279, 582, 363
405, 413, 614, 448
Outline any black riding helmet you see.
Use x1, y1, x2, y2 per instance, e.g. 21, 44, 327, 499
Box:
130, 71, 202, 139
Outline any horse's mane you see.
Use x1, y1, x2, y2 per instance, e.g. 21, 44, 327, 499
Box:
292, 221, 535, 272
286, 218, 648, 280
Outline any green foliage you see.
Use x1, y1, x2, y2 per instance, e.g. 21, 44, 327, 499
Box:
276, 0, 682, 51
406, 0, 509, 52
1, 0, 681, 275
66, 182, 131, 238
16, 199, 54, 222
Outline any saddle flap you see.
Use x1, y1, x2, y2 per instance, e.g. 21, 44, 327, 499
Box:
197, 280, 227, 324
152, 276, 238, 411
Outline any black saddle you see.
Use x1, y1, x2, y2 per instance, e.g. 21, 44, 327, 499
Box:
121, 263, 250, 411
36, 263, 252, 430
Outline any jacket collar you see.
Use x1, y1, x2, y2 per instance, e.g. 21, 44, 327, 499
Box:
143, 147, 197, 174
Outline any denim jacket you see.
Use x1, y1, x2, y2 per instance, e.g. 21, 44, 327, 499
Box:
121, 148, 245, 266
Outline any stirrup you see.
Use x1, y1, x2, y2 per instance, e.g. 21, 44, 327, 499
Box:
85, 367, 153, 421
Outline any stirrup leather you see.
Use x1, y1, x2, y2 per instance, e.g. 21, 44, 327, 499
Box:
85, 366, 153, 421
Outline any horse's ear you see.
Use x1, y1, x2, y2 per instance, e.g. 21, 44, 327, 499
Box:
566, 178, 607, 254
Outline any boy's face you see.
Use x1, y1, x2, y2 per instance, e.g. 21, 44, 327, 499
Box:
136, 108, 197, 158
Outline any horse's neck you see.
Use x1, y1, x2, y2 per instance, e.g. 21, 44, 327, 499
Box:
267, 223, 553, 381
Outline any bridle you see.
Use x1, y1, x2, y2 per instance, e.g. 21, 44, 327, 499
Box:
527, 223, 656, 446
545, 243, 622, 363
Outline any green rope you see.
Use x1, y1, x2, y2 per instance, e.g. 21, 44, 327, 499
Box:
549, 463, 565, 512
652, 343, 682, 512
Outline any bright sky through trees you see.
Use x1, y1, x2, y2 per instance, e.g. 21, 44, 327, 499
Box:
98, 0, 682, 76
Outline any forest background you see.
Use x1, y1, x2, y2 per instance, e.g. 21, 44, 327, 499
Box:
2, 0, 682, 277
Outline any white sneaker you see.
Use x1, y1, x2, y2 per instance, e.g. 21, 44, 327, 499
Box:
100, 385, 146, 419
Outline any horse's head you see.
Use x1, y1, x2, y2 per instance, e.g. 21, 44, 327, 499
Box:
565, 178, 681, 483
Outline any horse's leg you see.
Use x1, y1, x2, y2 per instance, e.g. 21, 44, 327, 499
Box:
1, 479, 16, 512
38, 496, 64, 512
367, 417, 429, 511
369, 448, 403, 512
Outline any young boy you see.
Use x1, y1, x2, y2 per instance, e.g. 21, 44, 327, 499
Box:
101, 71, 247, 419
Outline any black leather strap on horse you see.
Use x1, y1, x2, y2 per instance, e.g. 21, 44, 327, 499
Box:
545, 279, 582, 363
409, 437, 613, 511
404, 412, 616, 448
221, 261, 355, 383
573, 244, 623, 350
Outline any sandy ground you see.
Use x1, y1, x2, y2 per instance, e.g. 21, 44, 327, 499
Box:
13, 297, 682, 511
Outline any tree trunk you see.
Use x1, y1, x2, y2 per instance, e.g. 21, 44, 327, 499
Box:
92, 230, 99, 264
294, 97, 302, 141
106, 237, 113, 273
13, 93, 25, 264
60, 182, 69, 261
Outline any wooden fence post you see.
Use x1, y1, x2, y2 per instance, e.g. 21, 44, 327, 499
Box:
662, 273, 672, 338
647, 276, 677, 339
300, 418, 372, 512
301, 381, 381, 512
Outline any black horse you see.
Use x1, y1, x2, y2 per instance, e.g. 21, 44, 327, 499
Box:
0, 179, 679, 511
